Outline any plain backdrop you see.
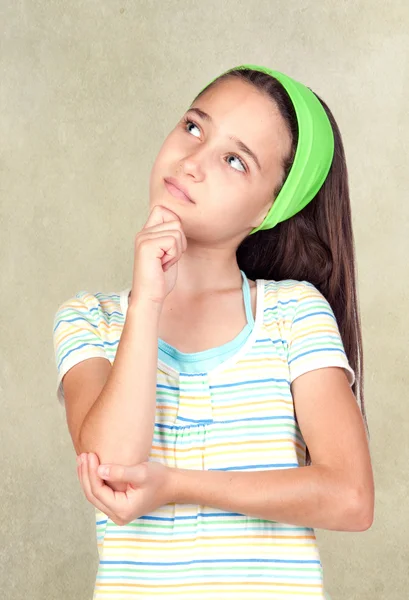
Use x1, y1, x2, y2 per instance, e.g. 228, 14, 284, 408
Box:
1, 1, 408, 598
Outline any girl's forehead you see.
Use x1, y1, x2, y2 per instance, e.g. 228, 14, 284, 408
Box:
194, 78, 273, 119
191, 78, 291, 169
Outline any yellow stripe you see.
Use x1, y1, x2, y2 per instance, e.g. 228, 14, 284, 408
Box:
150, 449, 299, 463
95, 581, 322, 590
219, 361, 289, 376
150, 438, 305, 454
94, 591, 322, 597
100, 541, 316, 551
103, 534, 315, 543
291, 325, 338, 341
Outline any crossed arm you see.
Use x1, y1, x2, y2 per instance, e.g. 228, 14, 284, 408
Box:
76, 367, 374, 532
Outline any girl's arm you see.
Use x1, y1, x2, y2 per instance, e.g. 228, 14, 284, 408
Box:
169, 366, 374, 531
58, 299, 160, 482
82, 366, 374, 530
70, 299, 161, 466
58, 205, 187, 493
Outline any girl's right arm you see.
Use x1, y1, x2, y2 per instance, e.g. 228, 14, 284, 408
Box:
76, 297, 162, 464
61, 205, 187, 492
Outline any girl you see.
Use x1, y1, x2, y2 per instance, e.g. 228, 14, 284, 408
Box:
53, 64, 374, 599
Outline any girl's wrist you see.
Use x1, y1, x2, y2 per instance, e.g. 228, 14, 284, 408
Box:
165, 466, 187, 504
128, 296, 163, 317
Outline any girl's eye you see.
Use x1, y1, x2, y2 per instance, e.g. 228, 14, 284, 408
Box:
226, 154, 246, 173
183, 117, 201, 138
182, 117, 247, 173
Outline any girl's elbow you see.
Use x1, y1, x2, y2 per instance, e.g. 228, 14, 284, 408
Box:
344, 485, 374, 531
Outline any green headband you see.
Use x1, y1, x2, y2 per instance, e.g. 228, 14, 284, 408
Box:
198, 64, 335, 234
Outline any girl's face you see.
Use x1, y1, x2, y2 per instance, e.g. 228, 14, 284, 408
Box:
149, 77, 292, 244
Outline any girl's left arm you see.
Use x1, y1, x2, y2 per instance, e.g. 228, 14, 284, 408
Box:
170, 366, 374, 532
78, 367, 374, 531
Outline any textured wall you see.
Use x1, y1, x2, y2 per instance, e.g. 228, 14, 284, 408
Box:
1, 1, 408, 598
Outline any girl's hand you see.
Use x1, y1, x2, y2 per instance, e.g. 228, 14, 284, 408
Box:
131, 205, 188, 308
76, 453, 174, 525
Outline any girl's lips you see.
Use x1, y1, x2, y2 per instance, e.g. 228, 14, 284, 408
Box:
164, 179, 194, 203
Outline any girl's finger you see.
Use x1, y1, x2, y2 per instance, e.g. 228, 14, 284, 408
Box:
85, 454, 133, 525
88, 454, 135, 517
143, 205, 180, 229
80, 455, 117, 520
145, 223, 186, 253
98, 463, 147, 487
87, 453, 118, 507
139, 231, 183, 268
77, 455, 84, 488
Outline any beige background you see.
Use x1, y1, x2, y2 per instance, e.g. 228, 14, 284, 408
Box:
1, 1, 408, 598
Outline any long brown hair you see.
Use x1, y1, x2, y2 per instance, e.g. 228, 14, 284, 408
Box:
192, 68, 369, 458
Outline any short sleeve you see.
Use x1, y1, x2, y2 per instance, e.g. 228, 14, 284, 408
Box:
287, 281, 355, 387
52, 291, 108, 406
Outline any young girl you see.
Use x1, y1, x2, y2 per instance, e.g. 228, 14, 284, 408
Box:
53, 64, 374, 599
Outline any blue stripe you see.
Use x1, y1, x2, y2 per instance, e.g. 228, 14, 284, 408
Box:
103, 309, 124, 318
100, 339, 119, 347
264, 298, 298, 308
288, 347, 344, 364
118, 513, 311, 525
96, 573, 319, 581
210, 463, 298, 471
210, 377, 290, 390
156, 387, 292, 406
155, 415, 296, 428
57, 341, 105, 370
136, 512, 245, 521
103, 526, 311, 537
156, 383, 180, 391
152, 428, 300, 445
53, 314, 99, 334
100, 558, 321, 566
175, 416, 213, 424
293, 310, 335, 324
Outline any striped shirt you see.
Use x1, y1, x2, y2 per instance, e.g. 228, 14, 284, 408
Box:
52, 277, 354, 598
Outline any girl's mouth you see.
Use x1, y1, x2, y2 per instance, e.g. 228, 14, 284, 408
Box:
164, 178, 195, 203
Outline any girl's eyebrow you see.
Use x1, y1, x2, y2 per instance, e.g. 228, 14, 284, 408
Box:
186, 107, 261, 171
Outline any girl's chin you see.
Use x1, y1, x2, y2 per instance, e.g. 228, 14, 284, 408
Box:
149, 196, 191, 216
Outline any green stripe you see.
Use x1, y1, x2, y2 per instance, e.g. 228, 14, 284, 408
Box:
98, 565, 321, 574
100, 519, 266, 530
98, 519, 308, 531
153, 422, 298, 439
291, 339, 343, 352
156, 376, 289, 392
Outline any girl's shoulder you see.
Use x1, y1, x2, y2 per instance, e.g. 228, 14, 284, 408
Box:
262, 277, 324, 311
261, 277, 354, 387
52, 289, 126, 406
52, 289, 126, 367
260, 277, 337, 342
53, 289, 125, 329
